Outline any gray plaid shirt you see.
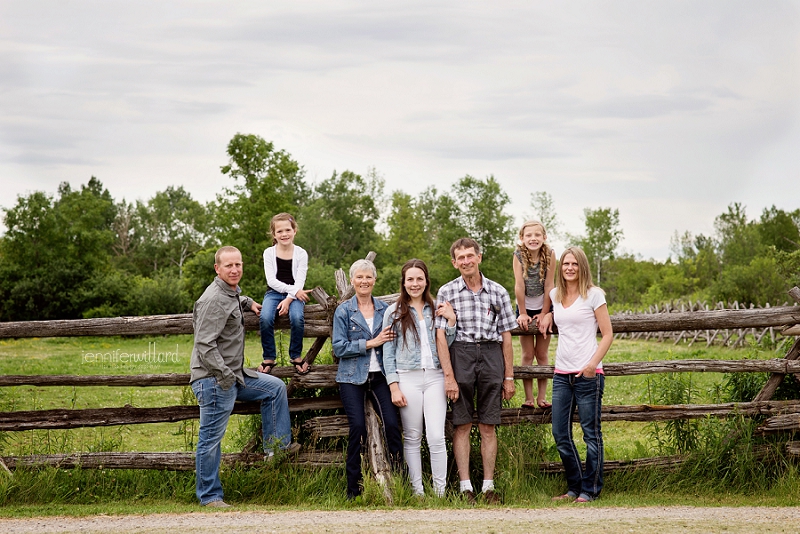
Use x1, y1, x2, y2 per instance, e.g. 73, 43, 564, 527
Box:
435, 273, 516, 342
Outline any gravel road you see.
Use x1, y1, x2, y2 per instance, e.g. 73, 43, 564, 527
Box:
2, 507, 800, 534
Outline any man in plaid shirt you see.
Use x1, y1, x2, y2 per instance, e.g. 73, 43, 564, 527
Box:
435, 238, 516, 505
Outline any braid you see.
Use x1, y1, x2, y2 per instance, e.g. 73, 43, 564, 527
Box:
516, 243, 539, 279
539, 243, 551, 284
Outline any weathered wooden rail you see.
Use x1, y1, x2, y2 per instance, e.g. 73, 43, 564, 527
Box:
3, 299, 800, 339
615, 289, 800, 348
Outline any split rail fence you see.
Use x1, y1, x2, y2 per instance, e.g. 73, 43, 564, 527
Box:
615, 298, 800, 348
2, 261, 800, 489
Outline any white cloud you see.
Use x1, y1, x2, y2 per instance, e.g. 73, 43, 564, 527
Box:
1, 1, 799, 261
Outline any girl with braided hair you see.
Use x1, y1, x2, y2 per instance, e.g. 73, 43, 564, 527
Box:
512, 220, 556, 408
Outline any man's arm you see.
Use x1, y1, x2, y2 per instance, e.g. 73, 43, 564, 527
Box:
437, 328, 459, 402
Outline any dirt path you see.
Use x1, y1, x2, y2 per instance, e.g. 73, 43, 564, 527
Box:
2, 507, 800, 534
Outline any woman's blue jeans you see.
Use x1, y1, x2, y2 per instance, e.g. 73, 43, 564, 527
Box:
551, 373, 605, 501
260, 290, 305, 361
338, 373, 404, 498
192, 373, 291, 505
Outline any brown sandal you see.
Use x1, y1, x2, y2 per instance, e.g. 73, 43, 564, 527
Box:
291, 358, 310, 375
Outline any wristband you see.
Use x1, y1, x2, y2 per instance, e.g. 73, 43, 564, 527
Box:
504, 377, 514, 381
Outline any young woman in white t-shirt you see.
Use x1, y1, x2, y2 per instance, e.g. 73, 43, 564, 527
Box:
538, 246, 613, 503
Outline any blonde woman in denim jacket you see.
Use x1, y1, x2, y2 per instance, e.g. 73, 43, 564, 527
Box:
383, 259, 456, 497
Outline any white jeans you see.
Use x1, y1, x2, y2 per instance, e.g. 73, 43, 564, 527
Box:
397, 368, 448, 496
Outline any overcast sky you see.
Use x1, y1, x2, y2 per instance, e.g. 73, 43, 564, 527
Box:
1, 1, 799, 260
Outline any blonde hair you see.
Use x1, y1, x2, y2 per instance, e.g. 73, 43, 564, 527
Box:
554, 246, 600, 303
269, 212, 297, 245
349, 259, 377, 280
214, 246, 241, 265
516, 220, 552, 285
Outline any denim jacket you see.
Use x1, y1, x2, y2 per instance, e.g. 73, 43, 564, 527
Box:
333, 295, 389, 385
382, 302, 456, 385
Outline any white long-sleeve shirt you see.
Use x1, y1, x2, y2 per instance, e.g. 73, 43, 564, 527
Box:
263, 245, 308, 299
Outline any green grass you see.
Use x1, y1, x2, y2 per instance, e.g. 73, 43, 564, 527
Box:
1, 333, 798, 514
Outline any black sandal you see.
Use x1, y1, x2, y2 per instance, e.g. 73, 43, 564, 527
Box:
259, 361, 276, 374
290, 358, 311, 375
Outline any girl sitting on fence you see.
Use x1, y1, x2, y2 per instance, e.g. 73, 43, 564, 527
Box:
258, 213, 310, 376
539, 246, 613, 503
512, 220, 557, 408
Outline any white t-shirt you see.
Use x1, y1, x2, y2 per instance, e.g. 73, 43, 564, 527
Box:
418, 317, 435, 369
550, 286, 607, 373
364, 312, 382, 372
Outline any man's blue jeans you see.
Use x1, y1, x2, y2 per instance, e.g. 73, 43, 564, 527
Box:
192, 373, 291, 505
551, 373, 605, 501
260, 290, 305, 362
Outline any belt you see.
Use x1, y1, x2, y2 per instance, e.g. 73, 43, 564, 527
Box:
454, 339, 500, 345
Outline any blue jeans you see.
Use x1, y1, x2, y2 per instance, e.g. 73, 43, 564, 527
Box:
260, 290, 305, 362
551, 373, 604, 501
338, 373, 404, 498
192, 373, 291, 505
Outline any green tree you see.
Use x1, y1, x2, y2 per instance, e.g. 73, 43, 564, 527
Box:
110, 200, 141, 273
415, 186, 467, 291
135, 186, 209, 277
374, 191, 429, 296
572, 207, 623, 285
714, 202, 762, 266
452, 175, 515, 289
0, 177, 117, 320
529, 190, 561, 239
385, 191, 427, 264
297, 170, 384, 268
711, 256, 787, 306
758, 206, 800, 253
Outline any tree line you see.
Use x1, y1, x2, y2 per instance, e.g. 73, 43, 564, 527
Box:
1, 133, 798, 321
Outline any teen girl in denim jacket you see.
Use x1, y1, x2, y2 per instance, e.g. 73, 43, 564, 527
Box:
332, 259, 403, 500
382, 259, 456, 497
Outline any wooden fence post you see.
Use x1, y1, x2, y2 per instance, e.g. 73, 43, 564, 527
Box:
753, 287, 800, 402
365, 401, 394, 504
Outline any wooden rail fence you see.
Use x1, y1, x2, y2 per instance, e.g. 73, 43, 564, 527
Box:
1, 258, 800, 490
615, 297, 800, 348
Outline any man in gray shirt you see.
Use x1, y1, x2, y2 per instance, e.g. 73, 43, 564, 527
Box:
190, 246, 297, 508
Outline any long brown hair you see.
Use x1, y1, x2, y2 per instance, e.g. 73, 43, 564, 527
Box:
269, 212, 297, 245
390, 259, 435, 349
516, 220, 552, 284
554, 246, 602, 303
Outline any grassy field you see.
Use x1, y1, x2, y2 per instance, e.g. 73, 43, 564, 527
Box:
1, 332, 798, 514
0, 333, 785, 456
